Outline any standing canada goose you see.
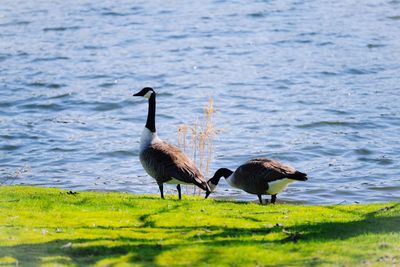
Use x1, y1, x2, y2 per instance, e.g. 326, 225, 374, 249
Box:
133, 87, 210, 199
207, 158, 307, 204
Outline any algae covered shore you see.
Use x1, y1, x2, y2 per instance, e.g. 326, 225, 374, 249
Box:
0, 186, 399, 266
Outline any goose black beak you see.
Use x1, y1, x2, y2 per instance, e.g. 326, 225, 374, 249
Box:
205, 191, 211, 199
133, 92, 143, 96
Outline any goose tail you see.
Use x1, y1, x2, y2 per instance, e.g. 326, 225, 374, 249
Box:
287, 171, 308, 181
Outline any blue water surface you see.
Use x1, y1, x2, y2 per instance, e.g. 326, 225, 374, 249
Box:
1, 0, 399, 204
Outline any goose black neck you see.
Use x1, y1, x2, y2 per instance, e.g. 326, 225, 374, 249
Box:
145, 94, 156, 133
210, 168, 233, 185
218, 168, 233, 179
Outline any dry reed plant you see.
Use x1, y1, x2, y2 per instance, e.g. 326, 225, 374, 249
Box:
177, 98, 220, 195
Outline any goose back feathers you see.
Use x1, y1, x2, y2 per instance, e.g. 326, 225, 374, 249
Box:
209, 157, 307, 204
230, 158, 306, 194
229, 158, 307, 195
140, 138, 208, 190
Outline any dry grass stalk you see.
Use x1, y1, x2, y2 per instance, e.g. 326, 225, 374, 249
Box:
177, 98, 221, 195
177, 124, 188, 152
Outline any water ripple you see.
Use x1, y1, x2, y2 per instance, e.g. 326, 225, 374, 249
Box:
296, 121, 374, 129
43, 26, 81, 32
31, 56, 70, 62
0, 20, 30, 27
1, 0, 399, 204
26, 82, 66, 88
387, 15, 400, 20
18, 103, 65, 112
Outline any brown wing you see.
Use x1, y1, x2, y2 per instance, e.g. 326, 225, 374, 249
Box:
254, 158, 297, 177
140, 141, 206, 186
233, 158, 296, 194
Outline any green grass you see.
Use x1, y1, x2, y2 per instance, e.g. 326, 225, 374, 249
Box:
0, 186, 399, 267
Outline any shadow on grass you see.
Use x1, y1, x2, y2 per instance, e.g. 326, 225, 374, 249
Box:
1, 205, 399, 266
291, 203, 400, 241
0, 238, 177, 266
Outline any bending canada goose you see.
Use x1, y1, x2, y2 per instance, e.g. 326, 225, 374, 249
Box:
207, 158, 307, 204
133, 87, 210, 199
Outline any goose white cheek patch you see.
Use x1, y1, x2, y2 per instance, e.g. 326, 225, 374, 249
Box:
208, 182, 217, 192
144, 91, 153, 99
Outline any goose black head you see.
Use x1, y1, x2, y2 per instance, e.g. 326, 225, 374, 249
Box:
133, 87, 155, 99
207, 168, 233, 193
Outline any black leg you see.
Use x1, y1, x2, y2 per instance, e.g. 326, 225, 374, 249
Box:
177, 184, 182, 200
257, 194, 263, 205
159, 184, 164, 199
271, 194, 277, 204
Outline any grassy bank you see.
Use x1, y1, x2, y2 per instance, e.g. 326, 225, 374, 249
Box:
0, 186, 399, 266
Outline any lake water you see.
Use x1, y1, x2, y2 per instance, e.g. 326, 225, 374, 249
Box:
1, 0, 399, 204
